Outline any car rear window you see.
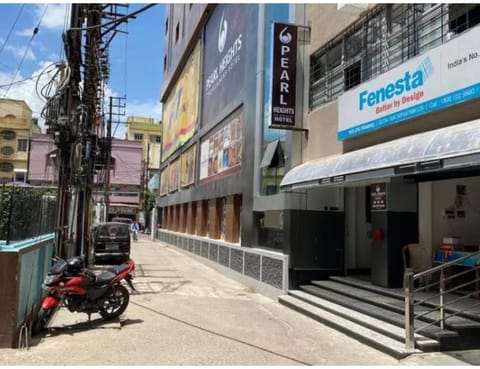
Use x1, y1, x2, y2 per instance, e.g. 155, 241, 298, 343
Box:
97, 224, 129, 237
112, 217, 132, 224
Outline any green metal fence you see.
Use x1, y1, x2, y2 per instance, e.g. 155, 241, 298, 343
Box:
0, 187, 57, 244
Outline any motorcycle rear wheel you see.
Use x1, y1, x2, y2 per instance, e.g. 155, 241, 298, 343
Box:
99, 284, 129, 320
32, 307, 55, 335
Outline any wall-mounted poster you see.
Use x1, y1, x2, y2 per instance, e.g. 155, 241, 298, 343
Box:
162, 41, 201, 161
200, 109, 243, 181
180, 144, 196, 187
168, 159, 180, 193
160, 168, 168, 196
371, 183, 387, 211
202, 4, 246, 125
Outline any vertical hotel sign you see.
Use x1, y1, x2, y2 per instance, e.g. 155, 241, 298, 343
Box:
270, 22, 297, 128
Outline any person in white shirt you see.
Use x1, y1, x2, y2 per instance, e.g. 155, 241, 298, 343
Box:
130, 221, 139, 241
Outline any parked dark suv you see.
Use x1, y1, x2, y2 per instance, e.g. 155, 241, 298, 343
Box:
92, 222, 131, 264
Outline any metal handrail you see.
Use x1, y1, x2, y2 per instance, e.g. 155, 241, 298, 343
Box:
415, 250, 480, 278
404, 249, 480, 350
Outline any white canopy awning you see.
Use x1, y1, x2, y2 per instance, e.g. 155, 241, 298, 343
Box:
280, 119, 480, 190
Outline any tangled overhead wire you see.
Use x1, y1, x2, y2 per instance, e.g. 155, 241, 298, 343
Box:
36, 61, 71, 121
35, 61, 71, 102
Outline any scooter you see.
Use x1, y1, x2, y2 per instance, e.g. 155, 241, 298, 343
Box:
32, 255, 135, 335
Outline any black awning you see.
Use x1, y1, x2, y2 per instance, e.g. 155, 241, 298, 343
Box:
260, 140, 285, 168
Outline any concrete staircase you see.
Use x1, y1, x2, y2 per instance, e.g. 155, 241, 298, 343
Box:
279, 276, 480, 359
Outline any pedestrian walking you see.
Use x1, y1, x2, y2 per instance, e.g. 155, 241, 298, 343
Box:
130, 220, 139, 241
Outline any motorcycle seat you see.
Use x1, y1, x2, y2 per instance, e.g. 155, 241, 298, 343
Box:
108, 264, 130, 275
95, 271, 116, 285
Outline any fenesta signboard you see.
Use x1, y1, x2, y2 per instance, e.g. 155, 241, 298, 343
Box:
270, 22, 297, 128
338, 26, 480, 140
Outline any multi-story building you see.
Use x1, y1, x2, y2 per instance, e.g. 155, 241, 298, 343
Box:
28, 133, 58, 186
126, 116, 162, 226
0, 98, 39, 184
156, 4, 296, 296
157, 3, 480, 299
280, 3, 480, 289
126, 116, 162, 180
28, 133, 143, 222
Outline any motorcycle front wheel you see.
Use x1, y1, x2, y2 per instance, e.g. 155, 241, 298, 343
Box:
99, 284, 130, 320
31, 307, 55, 335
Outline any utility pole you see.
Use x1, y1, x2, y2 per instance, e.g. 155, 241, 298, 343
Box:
40, 3, 156, 262
103, 95, 125, 221
144, 141, 151, 229
47, 4, 83, 258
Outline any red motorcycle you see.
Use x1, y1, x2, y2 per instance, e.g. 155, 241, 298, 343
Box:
32, 256, 135, 335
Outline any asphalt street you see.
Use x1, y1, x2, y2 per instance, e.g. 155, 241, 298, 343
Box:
0, 235, 478, 365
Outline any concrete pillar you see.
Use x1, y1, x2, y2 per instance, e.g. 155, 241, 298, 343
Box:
225, 195, 241, 243
209, 198, 221, 239
370, 180, 418, 288
195, 200, 207, 236
179, 203, 187, 233
186, 202, 196, 234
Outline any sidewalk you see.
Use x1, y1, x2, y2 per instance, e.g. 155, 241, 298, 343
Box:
0, 236, 476, 365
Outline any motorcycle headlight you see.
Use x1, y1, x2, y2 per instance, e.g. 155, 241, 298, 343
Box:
44, 274, 58, 286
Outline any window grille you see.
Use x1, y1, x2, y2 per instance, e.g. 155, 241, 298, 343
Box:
134, 133, 143, 141
1, 130, 15, 140
1, 146, 14, 156
17, 139, 28, 152
309, 4, 480, 111
0, 162, 14, 172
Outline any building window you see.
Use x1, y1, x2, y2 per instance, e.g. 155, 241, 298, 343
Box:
175, 22, 180, 42
165, 17, 169, 35
1, 146, 14, 156
151, 135, 161, 143
449, 4, 480, 35
1, 130, 15, 140
0, 162, 14, 172
0, 177, 10, 184
17, 139, 28, 152
310, 40, 344, 107
134, 133, 143, 141
309, 4, 475, 111
344, 61, 361, 90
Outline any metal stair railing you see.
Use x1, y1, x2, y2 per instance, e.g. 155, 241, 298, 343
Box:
404, 250, 480, 350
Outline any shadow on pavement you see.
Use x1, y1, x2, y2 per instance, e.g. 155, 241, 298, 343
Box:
29, 316, 144, 345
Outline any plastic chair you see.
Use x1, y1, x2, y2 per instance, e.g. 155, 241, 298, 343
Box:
403, 243, 430, 288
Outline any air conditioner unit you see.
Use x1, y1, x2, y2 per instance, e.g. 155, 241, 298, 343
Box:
337, 3, 368, 15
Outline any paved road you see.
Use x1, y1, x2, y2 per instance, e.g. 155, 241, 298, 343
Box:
0, 236, 477, 365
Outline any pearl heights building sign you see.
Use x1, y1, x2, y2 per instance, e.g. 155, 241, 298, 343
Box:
270, 22, 298, 128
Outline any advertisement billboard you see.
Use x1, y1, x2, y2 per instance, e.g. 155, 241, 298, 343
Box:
160, 168, 168, 196
180, 144, 197, 188
338, 26, 480, 140
202, 4, 246, 125
200, 108, 243, 181
168, 159, 180, 193
162, 41, 201, 160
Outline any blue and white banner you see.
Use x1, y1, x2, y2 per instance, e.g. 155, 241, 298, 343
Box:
338, 26, 480, 140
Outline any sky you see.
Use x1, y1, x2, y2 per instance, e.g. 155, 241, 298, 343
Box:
0, 3, 165, 138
